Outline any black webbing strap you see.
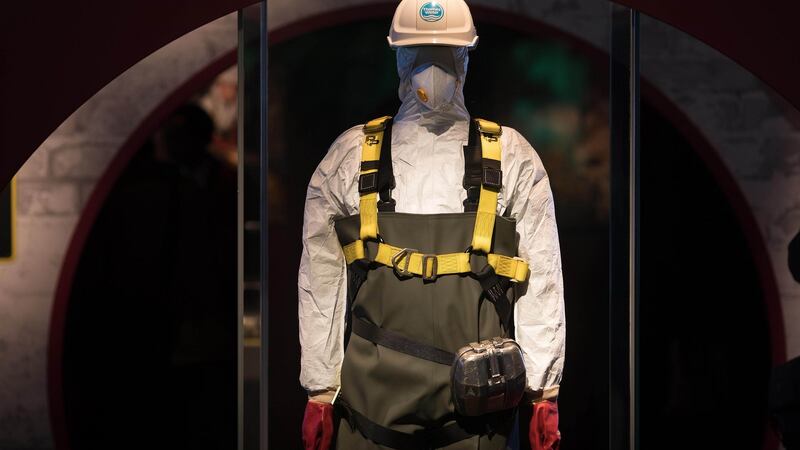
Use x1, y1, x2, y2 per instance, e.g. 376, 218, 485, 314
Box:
344, 263, 368, 350
462, 118, 482, 212
337, 401, 475, 450
377, 118, 396, 212
476, 266, 514, 333
352, 317, 454, 365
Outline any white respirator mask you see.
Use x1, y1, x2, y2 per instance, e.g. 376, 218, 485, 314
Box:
410, 63, 458, 111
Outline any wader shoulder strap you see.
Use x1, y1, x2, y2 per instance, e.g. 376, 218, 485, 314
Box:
358, 116, 393, 240
470, 119, 502, 254
352, 316, 454, 365
462, 118, 482, 212
377, 119, 396, 212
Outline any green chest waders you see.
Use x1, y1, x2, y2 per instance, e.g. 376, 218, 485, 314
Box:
333, 117, 531, 450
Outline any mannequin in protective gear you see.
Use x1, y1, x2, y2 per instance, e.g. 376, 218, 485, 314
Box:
300, 1, 565, 449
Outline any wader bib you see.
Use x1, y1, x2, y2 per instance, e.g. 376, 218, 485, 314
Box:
333, 117, 531, 450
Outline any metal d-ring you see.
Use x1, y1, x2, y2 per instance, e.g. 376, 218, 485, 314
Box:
391, 248, 417, 278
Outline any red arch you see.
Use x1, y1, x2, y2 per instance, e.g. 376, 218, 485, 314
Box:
48, 4, 785, 450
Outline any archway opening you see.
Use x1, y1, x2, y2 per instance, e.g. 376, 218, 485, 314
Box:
62, 69, 239, 450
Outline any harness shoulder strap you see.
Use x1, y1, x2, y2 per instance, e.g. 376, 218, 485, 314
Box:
358, 116, 393, 240
470, 118, 502, 254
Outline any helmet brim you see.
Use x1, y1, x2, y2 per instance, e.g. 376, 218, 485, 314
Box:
387, 35, 479, 50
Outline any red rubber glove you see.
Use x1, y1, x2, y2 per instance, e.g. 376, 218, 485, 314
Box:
302, 400, 334, 450
529, 400, 560, 450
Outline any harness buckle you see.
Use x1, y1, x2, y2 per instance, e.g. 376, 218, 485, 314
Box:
363, 118, 389, 134
482, 167, 502, 191
421, 254, 438, 281
391, 248, 418, 278
475, 119, 503, 137
377, 197, 396, 212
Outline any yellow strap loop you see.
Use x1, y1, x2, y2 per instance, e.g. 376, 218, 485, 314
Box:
487, 254, 530, 283
341, 240, 529, 282
359, 116, 392, 240
342, 240, 366, 264
374, 243, 472, 278
359, 193, 379, 240
471, 119, 502, 253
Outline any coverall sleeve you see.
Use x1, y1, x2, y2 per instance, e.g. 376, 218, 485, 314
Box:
298, 128, 361, 394
504, 130, 566, 400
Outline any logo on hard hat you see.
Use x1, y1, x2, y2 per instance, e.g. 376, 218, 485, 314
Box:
419, 2, 445, 22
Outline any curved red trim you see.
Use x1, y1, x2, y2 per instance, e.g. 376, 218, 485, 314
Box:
48, 5, 786, 450
47, 50, 237, 450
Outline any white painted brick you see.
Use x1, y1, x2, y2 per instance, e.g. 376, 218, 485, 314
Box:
16, 148, 49, 181
78, 181, 99, 211
50, 144, 116, 180
0, 292, 52, 450
16, 181, 80, 216
0, 216, 78, 297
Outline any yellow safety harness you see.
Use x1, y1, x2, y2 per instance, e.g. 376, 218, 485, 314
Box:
345, 116, 530, 284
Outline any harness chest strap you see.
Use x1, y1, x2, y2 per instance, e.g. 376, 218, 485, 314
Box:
341, 240, 530, 283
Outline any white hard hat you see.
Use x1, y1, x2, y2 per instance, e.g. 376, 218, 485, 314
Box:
387, 0, 479, 49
